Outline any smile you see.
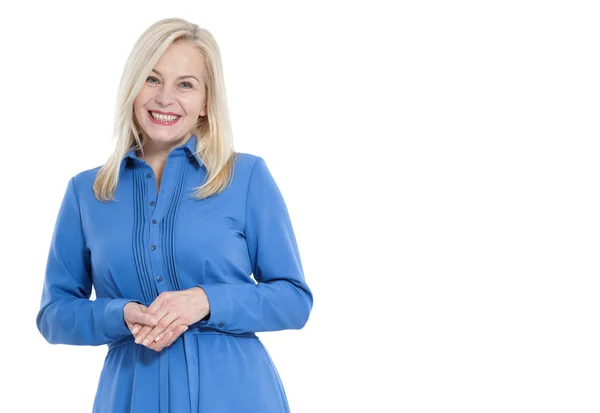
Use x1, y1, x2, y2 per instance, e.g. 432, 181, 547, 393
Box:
148, 110, 181, 125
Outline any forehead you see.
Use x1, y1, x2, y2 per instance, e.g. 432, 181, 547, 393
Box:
153, 41, 206, 76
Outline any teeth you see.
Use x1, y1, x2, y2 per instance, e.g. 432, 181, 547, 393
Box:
151, 111, 179, 122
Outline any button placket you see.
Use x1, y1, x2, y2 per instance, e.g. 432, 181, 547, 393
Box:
146, 159, 176, 294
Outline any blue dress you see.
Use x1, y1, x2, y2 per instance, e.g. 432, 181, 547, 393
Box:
36, 135, 313, 413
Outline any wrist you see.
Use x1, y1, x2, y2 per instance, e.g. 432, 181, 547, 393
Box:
193, 286, 210, 320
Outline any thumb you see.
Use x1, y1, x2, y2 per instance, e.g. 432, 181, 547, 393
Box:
126, 304, 159, 327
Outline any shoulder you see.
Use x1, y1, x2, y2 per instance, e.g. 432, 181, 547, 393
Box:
71, 165, 102, 185
232, 152, 284, 201
68, 165, 102, 199
232, 151, 267, 178
233, 151, 261, 167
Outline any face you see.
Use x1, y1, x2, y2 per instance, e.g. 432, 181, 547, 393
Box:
133, 41, 207, 152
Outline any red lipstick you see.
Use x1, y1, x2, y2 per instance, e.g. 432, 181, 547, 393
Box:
147, 110, 181, 126
149, 110, 180, 116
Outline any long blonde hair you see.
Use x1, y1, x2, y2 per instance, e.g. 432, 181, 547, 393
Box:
93, 17, 235, 201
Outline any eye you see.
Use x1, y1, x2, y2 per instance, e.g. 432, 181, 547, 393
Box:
180, 81, 193, 89
146, 76, 159, 84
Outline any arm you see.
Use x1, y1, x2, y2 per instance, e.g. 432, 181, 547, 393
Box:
36, 177, 136, 345
199, 157, 313, 334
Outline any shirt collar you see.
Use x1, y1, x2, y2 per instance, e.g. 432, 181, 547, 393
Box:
124, 135, 203, 169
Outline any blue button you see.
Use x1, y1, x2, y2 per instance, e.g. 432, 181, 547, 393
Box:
151, 219, 157, 224
150, 245, 156, 251
217, 322, 224, 328
146, 173, 152, 178
149, 201, 156, 206
157, 275, 163, 282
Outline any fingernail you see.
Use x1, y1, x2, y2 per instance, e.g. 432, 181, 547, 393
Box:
155, 335, 161, 342
131, 326, 139, 335
142, 338, 150, 346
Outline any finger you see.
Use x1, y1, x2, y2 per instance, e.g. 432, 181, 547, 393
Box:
131, 323, 141, 335
129, 308, 159, 327
134, 324, 154, 345
148, 330, 174, 352
154, 319, 186, 343
135, 306, 169, 345
140, 310, 170, 345
142, 311, 179, 347
163, 325, 188, 348
155, 325, 187, 351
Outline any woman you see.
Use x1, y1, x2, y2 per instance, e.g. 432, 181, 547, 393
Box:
36, 17, 313, 413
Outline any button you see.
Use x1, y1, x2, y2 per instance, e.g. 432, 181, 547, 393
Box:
146, 173, 152, 178
151, 219, 157, 224
157, 275, 163, 282
150, 245, 156, 251
149, 201, 156, 206
217, 322, 224, 328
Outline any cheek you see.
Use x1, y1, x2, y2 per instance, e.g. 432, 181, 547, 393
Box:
181, 95, 206, 116
133, 88, 152, 111
132, 98, 143, 115
132, 103, 144, 123
133, 96, 151, 121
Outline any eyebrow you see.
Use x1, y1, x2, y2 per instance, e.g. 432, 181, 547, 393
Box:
151, 69, 199, 82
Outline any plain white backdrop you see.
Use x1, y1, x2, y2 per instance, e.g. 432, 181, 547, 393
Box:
1, 1, 599, 412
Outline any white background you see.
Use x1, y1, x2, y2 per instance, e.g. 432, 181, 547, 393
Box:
1, 1, 599, 412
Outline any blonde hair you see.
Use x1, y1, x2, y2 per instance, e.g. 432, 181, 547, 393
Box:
93, 17, 235, 201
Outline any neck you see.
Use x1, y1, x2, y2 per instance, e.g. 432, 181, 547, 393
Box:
138, 133, 191, 162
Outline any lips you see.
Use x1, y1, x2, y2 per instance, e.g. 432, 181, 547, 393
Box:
147, 110, 181, 125
149, 110, 181, 116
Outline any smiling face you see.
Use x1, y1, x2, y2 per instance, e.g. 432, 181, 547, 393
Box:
133, 40, 208, 153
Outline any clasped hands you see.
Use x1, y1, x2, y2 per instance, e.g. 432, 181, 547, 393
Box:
123, 287, 210, 352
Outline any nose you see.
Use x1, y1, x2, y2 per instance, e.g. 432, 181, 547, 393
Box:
155, 84, 175, 106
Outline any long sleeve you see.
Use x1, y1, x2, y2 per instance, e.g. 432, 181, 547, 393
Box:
36, 177, 135, 345
199, 157, 313, 334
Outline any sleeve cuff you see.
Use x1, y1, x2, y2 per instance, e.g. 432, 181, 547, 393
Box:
196, 284, 230, 329
105, 298, 138, 338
